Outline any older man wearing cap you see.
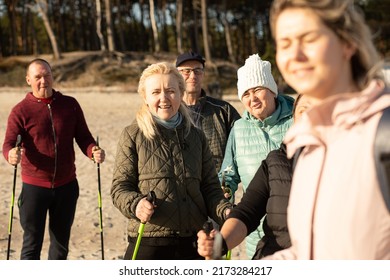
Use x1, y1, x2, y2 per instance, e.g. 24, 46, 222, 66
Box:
176, 51, 240, 172
219, 54, 294, 259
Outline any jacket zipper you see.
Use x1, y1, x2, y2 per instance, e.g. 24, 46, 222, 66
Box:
48, 104, 58, 188
175, 128, 192, 236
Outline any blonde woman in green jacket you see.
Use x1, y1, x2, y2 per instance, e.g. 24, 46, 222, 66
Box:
111, 62, 232, 260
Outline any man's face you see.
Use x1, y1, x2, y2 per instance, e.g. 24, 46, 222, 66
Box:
177, 60, 204, 96
26, 62, 53, 98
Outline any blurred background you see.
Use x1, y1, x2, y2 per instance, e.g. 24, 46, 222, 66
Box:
0, 0, 389, 94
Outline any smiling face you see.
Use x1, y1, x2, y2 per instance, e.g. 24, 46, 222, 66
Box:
275, 8, 356, 101
241, 86, 276, 120
144, 73, 182, 120
26, 61, 53, 98
177, 60, 204, 102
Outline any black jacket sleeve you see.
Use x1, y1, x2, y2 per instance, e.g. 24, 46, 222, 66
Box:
228, 159, 270, 235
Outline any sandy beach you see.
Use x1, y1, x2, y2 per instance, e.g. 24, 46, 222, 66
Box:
0, 87, 246, 260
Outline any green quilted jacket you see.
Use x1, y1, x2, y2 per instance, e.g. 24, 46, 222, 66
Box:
111, 120, 231, 239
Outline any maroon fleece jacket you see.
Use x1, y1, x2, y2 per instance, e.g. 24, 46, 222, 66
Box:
2, 90, 96, 188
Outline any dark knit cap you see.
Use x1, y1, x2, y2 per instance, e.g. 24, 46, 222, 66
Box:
176, 51, 205, 67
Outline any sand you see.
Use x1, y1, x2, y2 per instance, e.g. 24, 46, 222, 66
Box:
0, 87, 247, 260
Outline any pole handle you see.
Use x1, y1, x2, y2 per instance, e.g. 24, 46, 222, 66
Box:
131, 191, 156, 260
203, 220, 213, 235
15, 134, 22, 148
202, 221, 214, 260
146, 191, 156, 204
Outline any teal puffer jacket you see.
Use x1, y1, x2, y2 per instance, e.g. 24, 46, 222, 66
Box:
219, 94, 294, 258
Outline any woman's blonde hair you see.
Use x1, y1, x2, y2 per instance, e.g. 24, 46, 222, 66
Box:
270, 0, 384, 90
136, 61, 194, 140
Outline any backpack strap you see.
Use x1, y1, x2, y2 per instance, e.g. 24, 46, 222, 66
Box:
374, 106, 390, 213
292, 146, 304, 172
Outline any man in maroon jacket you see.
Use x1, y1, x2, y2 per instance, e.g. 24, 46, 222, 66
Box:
2, 58, 105, 260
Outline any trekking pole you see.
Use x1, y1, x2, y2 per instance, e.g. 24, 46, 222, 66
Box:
221, 172, 232, 260
132, 191, 156, 260
202, 221, 214, 260
7, 134, 22, 260
202, 220, 228, 260
226, 249, 232, 260
221, 171, 232, 201
95, 136, 104, 260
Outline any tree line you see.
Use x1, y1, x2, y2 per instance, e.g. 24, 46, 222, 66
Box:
0, 0, 389, 65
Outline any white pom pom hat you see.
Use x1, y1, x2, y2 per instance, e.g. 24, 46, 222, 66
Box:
237, 54, 278, 100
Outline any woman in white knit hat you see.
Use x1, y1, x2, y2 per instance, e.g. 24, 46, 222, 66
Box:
217, 53, 294, 259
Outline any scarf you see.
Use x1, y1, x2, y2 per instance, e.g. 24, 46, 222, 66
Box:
153, 112, 183, 129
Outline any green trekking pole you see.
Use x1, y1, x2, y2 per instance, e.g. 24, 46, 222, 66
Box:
226, 249, 232, 260
7, 134, 22, 260
95, 136, 104, 260
132, 191, 156, 260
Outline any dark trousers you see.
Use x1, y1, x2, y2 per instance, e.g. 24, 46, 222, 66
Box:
124, 236, 204, 260
18, 180, 79, 260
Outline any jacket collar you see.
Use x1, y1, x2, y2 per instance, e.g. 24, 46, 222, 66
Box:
284, 80, 390, 158
27, 89, 61, 102
197, 89, 208, 106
